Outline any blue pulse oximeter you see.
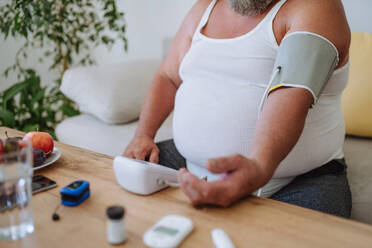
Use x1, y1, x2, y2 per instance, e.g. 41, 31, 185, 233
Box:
60, 180, 90, 207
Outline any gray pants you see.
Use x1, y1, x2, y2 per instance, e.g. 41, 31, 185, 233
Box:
156, 139, 352, 218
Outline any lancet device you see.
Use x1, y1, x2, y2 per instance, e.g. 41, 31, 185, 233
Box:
113, 156, 179, 195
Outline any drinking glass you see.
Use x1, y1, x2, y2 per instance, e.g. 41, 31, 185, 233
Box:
0, 140, 34, 241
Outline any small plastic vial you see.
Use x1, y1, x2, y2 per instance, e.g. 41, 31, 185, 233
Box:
106, 206, 126, 245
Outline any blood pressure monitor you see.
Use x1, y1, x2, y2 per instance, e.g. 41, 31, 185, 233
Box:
113, 156, 179, 195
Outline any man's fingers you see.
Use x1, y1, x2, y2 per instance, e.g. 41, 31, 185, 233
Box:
149, 148, 159, 164
178, 169, 234, 207
206, 154, 243, 174
178, 169, 209, 205
134, 149, 148, 161
206, 158, 227, 174
124, 146, 159, 163
123, 150, 134, 159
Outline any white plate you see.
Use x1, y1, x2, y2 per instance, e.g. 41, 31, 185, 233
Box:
33, 147, 61, 171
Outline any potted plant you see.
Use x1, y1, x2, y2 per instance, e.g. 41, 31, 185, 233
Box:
0, 0, 127, 138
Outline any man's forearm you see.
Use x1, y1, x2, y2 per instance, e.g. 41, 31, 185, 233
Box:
135, 72, 178, 139
248, 87, 314, 178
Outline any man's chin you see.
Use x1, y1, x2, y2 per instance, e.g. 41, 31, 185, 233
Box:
227, 0, 274, 16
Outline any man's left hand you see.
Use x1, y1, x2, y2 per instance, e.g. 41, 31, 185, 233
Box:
177, 154, 272, 207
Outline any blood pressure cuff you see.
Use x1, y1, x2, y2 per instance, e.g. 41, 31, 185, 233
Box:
270, 32, 339, 105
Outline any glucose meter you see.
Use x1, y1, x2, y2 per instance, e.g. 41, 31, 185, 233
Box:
143, 215, 193, 248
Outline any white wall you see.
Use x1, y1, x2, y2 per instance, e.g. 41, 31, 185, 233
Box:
342, 0, 372, 33
1, 0, 371, 92
0, 0, 197, 91
94, 0, 197, 62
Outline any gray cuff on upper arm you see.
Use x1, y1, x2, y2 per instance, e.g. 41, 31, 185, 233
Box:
269, 32, 339, 106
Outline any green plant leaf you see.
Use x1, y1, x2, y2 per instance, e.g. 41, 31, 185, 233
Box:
23, 123, 40, 132
59, 104, 80, 117
30, 89, 45, 108
0, 108, 16, 127
2, 81, 29, 109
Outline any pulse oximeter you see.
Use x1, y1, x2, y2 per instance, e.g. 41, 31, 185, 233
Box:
60, 180, 90, 206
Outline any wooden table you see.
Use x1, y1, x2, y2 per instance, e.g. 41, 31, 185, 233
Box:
2, 127, 372, 248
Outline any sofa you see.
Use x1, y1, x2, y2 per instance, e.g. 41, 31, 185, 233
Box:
56, 32, 372, 225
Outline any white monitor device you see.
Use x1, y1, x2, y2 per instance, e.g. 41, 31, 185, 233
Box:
143, 215, 193, 248
113, 156, 179, 195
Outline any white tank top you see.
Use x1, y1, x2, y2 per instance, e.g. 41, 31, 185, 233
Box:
173, 0, 349, 184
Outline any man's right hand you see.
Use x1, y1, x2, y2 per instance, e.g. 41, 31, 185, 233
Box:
123, 135, 160, 163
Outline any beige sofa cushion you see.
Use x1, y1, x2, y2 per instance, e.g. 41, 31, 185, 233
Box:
342, 32, 372, 138
61, 60, 160, 124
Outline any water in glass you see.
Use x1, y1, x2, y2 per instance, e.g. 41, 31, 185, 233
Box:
0, 141, 34, 241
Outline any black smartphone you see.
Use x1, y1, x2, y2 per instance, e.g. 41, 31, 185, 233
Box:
32, 175, 57, 194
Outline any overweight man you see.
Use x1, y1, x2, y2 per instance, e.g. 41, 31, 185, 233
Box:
123, 0, 351, 217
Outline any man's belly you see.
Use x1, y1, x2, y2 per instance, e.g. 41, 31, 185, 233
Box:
173, 80, 345, 178
173, 79, 263, 165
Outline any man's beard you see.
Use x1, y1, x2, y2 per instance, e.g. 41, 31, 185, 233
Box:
227, 0, 274, 16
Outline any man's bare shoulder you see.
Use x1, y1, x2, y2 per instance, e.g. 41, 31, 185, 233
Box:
158, 0, 212, 85
182, 0, 213, 37
195, 0, 214, 10
281, 0, 350, 64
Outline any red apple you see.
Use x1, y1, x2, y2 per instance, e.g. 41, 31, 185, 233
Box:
23, 131, 54, 155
